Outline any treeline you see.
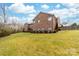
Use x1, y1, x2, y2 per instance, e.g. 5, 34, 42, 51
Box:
0, 23, 24, 37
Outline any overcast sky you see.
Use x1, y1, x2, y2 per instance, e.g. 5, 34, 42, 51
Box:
0, 3, 79, 25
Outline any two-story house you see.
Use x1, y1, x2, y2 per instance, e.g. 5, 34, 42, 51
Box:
24, 12, 60, 33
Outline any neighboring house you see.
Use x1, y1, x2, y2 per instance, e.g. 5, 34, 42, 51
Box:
61, 23, 79, 30
24, 12, 61, 33
62, 26, 79, 30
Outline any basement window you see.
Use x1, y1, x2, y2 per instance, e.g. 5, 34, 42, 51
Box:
48, 28, 52, 30
38, 29, 40, 31
48, 17, 52, 21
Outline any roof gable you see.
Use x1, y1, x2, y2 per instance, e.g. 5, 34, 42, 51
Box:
33, 12, 55, 21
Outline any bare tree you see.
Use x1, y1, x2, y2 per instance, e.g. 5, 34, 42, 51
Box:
0, 3, 7, 23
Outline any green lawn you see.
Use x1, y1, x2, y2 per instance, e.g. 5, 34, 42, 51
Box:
0, 30, 79, 56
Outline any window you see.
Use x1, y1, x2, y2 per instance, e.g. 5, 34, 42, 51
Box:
48, 17, 52, 21
38, 20, 40, 23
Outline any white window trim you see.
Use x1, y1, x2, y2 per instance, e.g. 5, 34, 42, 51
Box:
48, 17, 52, 21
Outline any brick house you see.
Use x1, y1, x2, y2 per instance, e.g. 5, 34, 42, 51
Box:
24, 12, 61, 33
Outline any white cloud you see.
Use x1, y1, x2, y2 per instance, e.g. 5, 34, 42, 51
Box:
28, 14, 36, 17
1, 0, 79, 3
41, 4, 49, 9
55, 4, 61, 8
7, 16, 20, 24
48, 8, 70, 18
9, 3, 36, 14
48, 6, 79, 26
62, 3, 79, 9
27, 14, 37, 23
49, 4, 79, 17
7, 16, 27, 24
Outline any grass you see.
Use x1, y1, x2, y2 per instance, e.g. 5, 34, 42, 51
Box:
0, 30, 79, 56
